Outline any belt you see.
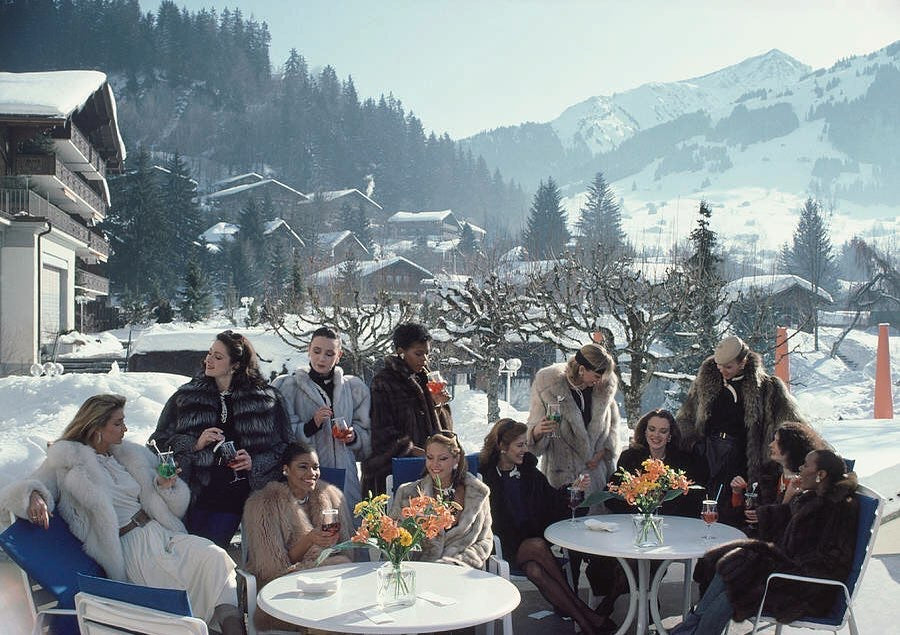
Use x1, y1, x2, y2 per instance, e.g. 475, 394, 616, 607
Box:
119, 509, 151, 536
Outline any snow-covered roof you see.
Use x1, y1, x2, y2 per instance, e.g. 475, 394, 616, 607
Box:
263, 218, 304, 244
150, 165, 198, 186
200, 221, 239, 244
499, 246, 528, 262
0, 70, 108, 118
308, 256, 432, 284
318, 230, 351, 248
300, 188, 383, 210
723, 274, 834, 303
213, 172, 264, 187
388, 210, 455, 223
461, 220, 486, 235
205, 179, 308, 201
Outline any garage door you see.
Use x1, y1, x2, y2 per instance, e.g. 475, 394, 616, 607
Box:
41, 265, 63, 342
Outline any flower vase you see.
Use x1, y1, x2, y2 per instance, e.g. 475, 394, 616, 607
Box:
632, 513, 664, 548
376, 562, 416, 608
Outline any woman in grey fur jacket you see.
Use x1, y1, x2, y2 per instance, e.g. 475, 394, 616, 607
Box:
271, 327, 371, 515
0, 395, 243, 634
527, 343, 621, 502
388, 432, 492, 569
241, 441, 352, 632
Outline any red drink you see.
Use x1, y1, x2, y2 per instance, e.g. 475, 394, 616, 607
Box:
322, 521, 341, 534
331, 427, 351, 440
427, 380, 446, 395
702, 511, 718, 524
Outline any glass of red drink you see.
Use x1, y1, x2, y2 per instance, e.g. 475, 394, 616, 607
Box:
701, 499, 718, 540
331, 417, 351, 441
321, 508, 340, 534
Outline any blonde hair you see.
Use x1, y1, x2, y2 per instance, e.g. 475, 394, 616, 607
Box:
425, 431, 467, 487
565, 343, 614, 384
59, 394, 126, 445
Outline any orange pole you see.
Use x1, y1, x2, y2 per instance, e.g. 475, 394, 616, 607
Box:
774, 326, 790, 390
874, 323, 894, 419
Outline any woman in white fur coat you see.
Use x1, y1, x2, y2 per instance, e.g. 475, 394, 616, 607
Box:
272, 327, 371, 515
527, 343, 621, 499
388, 432, 492, 569
241, 441, 352, 632
0, 394, 243, 634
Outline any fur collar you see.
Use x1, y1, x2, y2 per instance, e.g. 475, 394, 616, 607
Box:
293, 365, 347, 407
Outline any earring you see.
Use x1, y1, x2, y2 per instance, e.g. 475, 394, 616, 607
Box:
815, 475, 821, 483
96, 431, 102, 444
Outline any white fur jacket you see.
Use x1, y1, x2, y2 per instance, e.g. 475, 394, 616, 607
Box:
389, 472, 493, 569
0, 440, 190, 581
526, 363, 620, 494
271, 366, 372, 512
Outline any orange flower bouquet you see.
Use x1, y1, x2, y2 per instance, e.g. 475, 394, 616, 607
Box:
582, 458, 697, 547
316, 489, 459, 606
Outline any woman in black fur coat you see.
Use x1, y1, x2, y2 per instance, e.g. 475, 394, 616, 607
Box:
150, 330, 292, 547
669, 449, 859, 634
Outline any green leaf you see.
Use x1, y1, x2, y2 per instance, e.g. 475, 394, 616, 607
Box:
580, 490, 619, 508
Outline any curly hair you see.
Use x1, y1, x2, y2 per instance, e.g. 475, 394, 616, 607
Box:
213, 330, 266, 388
775, 421, 829, 473
631, 408, 682, 452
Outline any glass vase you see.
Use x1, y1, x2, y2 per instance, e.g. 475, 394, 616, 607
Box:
632, 513, 664, 548
376, 562, 416, 608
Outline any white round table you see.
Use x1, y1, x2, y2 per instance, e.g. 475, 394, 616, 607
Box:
545, 515, 746, 635
257, 561, 521, 634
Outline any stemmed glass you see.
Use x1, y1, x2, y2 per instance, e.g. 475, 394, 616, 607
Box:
214, 439, 246, 484
701, 499, 718, 540
149, 439, 177, 479
567, 486, 584, 523
545, 402, 561, 439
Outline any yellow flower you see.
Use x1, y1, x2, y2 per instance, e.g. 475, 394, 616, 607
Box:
353, 501, 369, 516
398, 528, 413, 547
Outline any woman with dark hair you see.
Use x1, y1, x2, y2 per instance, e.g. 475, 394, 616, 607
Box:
150, 330, 293, 547
272, 326, 371, 516
527, 342, 620, 505
480, 419, 610, 634
730, 420, 829, 531
670, 449, 859, 635
389, 432, 492, 568
0, 395, 245, 634
361, 323, 453, 495
241, 442, 351, 632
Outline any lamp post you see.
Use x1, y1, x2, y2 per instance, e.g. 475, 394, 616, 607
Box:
498, 357, 522, 403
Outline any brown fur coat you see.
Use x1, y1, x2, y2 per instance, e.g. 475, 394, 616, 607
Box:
242, 480, 352, 631
694, 480, 859, 623
676, 352, 803, 484
389, 472, 493, 569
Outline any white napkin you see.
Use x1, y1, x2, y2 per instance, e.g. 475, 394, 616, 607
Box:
584, 519, 619, 532
360, 607, 395, 623
418, 591, 457, 606
295, 576, 341, 594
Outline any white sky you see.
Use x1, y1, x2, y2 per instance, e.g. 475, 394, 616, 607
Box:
141, 1, 899, 138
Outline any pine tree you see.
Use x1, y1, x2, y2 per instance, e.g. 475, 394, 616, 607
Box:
337, 254, 362, 294
162, 151, 202, 277
522, 177, 569, 259
577, 171, 625, 254
458, 221, 477, 255
779, 197, 837, 349
179, 259, 213, 322
340, 202, 374, 252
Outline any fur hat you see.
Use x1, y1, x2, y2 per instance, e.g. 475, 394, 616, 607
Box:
714, 336, 747, 364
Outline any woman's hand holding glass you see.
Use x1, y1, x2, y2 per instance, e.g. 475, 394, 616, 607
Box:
532, 417, 559, 441
313, 406, 333, 428
194, 427, 224, 451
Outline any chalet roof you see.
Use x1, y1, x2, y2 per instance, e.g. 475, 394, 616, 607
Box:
308, 256, 432, 284
317, 230, 369, 255
461, 220, 486, 236
299, 188, 383, 210
200, 221, 239, 244
723, 274, 834, 303
388, 210, 455, 223
0, 70, 126, 167
263, 218, 305, 245
150, 165, 199, 187
213, 172, 264, 188
205, 179, 309, 201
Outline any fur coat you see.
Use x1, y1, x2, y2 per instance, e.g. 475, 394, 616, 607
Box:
694, 480, 859, 623
0, 440, 191, 581
241, 480, 352, 632
361, 356, 453, 495
480, 452, 569, 561
271, 366, 372, 513
526, 363, 620, 494
676, 352, 804, 485
389, 472, 493, 569
150, 376, 293, 497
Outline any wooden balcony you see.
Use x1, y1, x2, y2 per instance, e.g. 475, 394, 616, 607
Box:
13, 154, 107, 222
75, 268, 110, 297
51, 121, 106, 181
0, 187, 109, 261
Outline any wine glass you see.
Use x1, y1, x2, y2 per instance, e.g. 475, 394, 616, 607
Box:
744, 491, 759, 529
567, 486, 584, 523
321, 508, 340, 534
214, 440, 246, 483
701, 499, 718, 540
545, 402, 561, 439
330, 417, 350, 441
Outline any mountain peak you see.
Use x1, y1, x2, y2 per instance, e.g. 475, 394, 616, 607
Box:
689, 48, 810, 90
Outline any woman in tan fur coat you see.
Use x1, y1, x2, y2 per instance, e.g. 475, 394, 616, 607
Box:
242, 442, 352, 632
388, 432, 493, 569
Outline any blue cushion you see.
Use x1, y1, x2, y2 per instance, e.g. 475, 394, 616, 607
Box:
320, 466, 346, 490
77, 574, 193, 617
392, 456, 426, 487
0, 515, 104, 609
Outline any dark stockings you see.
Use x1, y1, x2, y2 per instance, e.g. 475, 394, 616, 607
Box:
516, 538, 607, 635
